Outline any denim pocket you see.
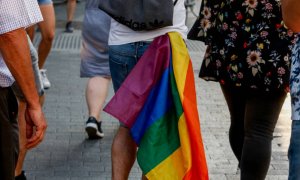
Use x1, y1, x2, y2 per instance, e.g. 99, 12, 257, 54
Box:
109, 46, 138, 92
108, 43, 151, 92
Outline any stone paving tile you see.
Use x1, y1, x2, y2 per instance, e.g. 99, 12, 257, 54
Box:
22, 48, 292, 179
23, 0, 292, 178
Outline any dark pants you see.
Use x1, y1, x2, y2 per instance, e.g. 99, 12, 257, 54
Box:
221, 84, 286, 180
0, 87, 19, 180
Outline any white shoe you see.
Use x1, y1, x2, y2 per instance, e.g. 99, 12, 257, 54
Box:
40, 69, 51, 89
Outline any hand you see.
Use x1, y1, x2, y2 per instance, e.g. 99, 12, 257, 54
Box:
24, 105, 47, 149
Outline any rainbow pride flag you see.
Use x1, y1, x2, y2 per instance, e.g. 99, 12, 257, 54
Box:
104, 32, 208, 180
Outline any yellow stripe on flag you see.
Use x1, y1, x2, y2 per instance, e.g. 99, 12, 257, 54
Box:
178, 114, 192, 174
169, 32, 190, 99
169, 32, 193, 174
146, 148, 185, 180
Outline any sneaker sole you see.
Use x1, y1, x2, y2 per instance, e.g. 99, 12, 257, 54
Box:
43, 85, 50, 90
85, 123, 104, 139
42, 81, 51, 89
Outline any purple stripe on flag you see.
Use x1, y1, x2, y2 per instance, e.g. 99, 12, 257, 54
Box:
104, 34, 171, 128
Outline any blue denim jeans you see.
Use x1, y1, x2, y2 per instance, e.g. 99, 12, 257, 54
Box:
288, 120, 300, 180
108, 42, 151, 92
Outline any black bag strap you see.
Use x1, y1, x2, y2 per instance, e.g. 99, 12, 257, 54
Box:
174, 0, 178, 5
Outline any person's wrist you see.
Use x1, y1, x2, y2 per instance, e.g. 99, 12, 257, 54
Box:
26, 96, 41, 110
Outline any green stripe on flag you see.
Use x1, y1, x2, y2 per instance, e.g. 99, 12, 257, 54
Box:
137, 69, 184, 173
170, 66, 184, 118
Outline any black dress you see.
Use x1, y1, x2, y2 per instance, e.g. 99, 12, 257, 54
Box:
188, 0, 297, 92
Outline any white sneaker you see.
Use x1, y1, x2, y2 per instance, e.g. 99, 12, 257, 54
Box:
40, 69, 51, 89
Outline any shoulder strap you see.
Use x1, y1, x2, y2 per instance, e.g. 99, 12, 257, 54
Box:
174, 0, 178, 5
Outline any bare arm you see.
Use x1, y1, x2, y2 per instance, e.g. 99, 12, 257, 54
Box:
0, 28, 39, 106
0, 28, 47, 149
282, 0, 300, 32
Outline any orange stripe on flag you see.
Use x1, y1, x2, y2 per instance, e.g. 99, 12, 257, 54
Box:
169, 32, 209, 180
183, 62, 208, 180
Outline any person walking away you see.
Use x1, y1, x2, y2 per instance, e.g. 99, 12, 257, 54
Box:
65, 0, 77, 33
187, 0, 297, 179
106, 0, 190, 179
80, 0, 111, 139
14, 37, 45, 180
26, 0, 56, 89
282, 0, 300, 179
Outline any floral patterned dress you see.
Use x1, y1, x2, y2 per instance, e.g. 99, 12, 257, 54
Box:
188, 0, 297, 91
290, 37, 300, 120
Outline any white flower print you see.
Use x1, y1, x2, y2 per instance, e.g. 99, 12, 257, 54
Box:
202, 7, 211, 19
200, 19, 211, 31
244, 0, 258, 9
247, 51, 262, 66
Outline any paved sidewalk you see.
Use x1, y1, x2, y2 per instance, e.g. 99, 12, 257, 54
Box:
24, 1, 292, 179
